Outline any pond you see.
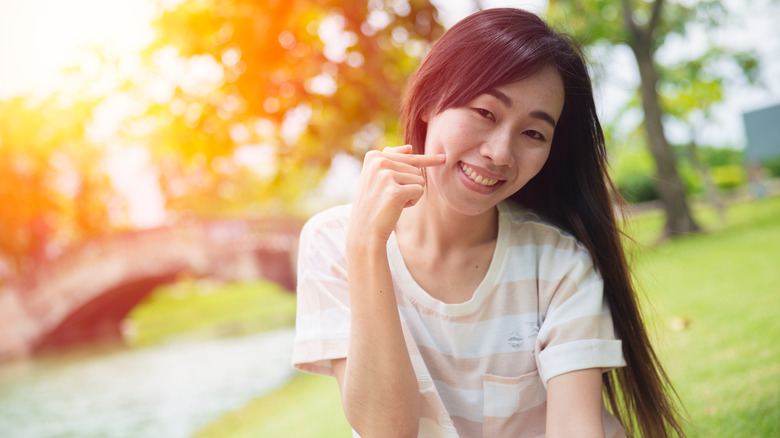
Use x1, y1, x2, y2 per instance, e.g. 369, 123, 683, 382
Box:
0, 329, 296, 438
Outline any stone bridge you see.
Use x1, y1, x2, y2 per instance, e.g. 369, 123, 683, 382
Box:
0, 217, 303, 361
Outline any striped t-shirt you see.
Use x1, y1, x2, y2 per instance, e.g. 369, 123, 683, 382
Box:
293, 200, 627, 437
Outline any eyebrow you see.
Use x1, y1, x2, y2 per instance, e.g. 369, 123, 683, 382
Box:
485, 88, 558, 128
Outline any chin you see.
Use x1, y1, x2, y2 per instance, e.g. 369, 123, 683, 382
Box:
444, 197, 502, 217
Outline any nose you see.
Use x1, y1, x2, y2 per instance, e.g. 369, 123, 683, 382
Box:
479, 128, 515, 167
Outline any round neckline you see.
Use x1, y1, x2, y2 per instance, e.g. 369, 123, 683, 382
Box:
387, 202, 510, 316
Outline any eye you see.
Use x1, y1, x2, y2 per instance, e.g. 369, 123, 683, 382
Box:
524, 130, 546, 141
473, 108, 495, 122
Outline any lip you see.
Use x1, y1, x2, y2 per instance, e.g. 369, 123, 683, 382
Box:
457, 161, 506, 194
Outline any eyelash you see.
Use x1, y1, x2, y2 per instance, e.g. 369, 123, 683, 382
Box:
473, 108, 546, 142
474, 108, 495, 121
525, 130, 545, 141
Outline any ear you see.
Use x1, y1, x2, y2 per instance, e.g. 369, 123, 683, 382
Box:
421, 109, 430, 123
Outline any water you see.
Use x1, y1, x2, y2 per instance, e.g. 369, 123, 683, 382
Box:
0, 329, 296, 438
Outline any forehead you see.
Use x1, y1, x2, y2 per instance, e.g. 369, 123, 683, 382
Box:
488, 66, 565, 121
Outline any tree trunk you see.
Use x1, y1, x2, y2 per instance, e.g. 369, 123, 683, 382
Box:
632, 44, 701, 237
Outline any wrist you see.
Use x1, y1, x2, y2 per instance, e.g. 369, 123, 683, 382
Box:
346, 229, 389, 255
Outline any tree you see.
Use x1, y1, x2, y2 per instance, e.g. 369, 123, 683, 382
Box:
0, 96, 125, 277
547, 0, 760, 237
661, 45, 760, 223
130, 0, 443, 217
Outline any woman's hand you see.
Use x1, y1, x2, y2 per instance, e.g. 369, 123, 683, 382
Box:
349, 144, 445, 248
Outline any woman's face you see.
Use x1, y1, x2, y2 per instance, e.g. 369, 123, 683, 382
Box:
421, 66, 565, 216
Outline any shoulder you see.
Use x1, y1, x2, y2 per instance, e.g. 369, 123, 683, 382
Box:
300, 204, 352, 238
297, 205, 352, 276
500, 200, 590, 257
499, 200, 597, 288
298, 204, 353, 262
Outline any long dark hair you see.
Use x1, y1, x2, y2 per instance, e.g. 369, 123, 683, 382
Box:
402, 8, 686, 437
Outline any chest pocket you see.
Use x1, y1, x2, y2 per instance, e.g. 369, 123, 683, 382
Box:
482, 371, 547, 437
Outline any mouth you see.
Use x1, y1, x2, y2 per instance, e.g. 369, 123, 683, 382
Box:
459, 162, 501, 187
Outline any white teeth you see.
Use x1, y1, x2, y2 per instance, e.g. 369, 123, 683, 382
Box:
460, 162, 498, 187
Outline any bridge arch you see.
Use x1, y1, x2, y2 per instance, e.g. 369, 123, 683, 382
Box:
0, 218, 302, 359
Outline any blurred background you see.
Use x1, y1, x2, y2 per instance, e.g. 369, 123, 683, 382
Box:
0, 0, 778, 437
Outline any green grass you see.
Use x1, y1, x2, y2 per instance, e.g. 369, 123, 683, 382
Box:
193, 372, 350, 438
629, 196, 780, 437
193, 196, 780, 437
126, 278, 297, 346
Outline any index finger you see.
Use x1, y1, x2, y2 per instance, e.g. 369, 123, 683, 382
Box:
390, 152, 446, 168
383, 144, 413, 153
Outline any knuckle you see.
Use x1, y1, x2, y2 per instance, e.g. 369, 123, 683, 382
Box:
377, 169, 396, 184
364, 150, 380, 163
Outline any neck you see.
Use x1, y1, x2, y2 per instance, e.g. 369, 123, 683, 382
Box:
395, 193, 499, 253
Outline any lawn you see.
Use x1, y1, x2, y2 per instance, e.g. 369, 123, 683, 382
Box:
194, 195, 780, 437
629, 196, 780, 437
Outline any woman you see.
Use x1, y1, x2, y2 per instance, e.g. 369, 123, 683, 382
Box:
293, 8, 686, 437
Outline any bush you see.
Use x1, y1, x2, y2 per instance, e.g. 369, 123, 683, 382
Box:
610, 144, 753, 203
762, 155, 780, 178
711, 165, 747, 189
611, 148, 659, 203
611, 149, 702, 203
692, 145, 745, 167
615, 173, 658, 203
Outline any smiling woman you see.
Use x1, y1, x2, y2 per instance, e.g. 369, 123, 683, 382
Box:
292, 7, 688, 438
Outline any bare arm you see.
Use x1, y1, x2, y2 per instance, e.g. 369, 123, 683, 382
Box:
334, 145, 445, 438
546, 368, 605, 437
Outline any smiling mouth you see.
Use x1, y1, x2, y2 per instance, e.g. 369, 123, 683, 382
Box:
460, 162, 500, 187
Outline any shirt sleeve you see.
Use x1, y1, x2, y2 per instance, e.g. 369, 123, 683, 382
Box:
291, 206, 352, 377
533, 236, 626, 386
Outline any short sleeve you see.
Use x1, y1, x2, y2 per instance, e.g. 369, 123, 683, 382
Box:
534, 239, 626, 386
291, 205, 352, 376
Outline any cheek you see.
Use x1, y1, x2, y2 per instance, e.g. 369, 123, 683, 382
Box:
519, 149, 552, 180
422, 126, 442, 154
425, 114, 469, 155
534, 149, 552, 172
427, 127, 455, 154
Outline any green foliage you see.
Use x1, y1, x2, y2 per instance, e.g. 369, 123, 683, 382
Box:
615, 174, 658, 204
679, 145, 748, 190
710, 164, 746, 189
762, 155, 780, 178
611, 143, 750, 202
611, 148, 659, 203
659, 44, 761, 123
694, 145, 745, 167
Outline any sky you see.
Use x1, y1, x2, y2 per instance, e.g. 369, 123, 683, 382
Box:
1, 0, 778, 226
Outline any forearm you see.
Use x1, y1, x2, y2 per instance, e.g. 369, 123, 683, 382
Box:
341, 239, 420, 437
